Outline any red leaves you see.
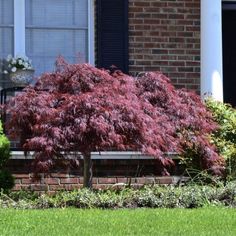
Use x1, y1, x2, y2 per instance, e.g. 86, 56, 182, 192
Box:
5, 60, 225, 175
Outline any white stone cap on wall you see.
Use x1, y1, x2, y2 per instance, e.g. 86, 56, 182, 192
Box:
10, 151, 179, 160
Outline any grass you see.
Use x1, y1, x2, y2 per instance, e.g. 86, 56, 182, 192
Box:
0, 207, 235, 236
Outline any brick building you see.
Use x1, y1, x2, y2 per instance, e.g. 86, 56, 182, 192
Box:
98, 0, 235, 107
0, 0, 235, 105
128, 0, 200, 93
0, 0, 235, 191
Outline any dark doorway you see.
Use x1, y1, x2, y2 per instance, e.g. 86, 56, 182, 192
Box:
222, 3, 236, 107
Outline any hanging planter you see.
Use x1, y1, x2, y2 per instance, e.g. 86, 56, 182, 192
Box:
4, 54, 34, 87
9, 69, 35, 86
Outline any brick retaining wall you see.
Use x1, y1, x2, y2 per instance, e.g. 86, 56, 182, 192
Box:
6, 158, 184, 193
13, 174, 178, 193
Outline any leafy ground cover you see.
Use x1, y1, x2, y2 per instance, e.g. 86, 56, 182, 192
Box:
0, 207, 235, 236
1, 181, 236, 209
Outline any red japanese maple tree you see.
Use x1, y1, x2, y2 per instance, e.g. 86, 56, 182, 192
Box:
5, 60, 225, 187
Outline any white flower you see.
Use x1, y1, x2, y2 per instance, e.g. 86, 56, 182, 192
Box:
3, 70, 8, 74
11, 67, 17, 72
5, 54, 33, 73
6, 54, 12, 62
16, 54, 27, 60
24, 62, 29, 68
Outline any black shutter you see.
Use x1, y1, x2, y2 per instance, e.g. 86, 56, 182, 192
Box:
97, 0, 128, 73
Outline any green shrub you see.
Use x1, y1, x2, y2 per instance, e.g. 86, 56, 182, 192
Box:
0, 120, 10, 169
8, 189, 38, 201
0, 170, 14, 193
205, 99, 236, 179
0, 120, 14, 192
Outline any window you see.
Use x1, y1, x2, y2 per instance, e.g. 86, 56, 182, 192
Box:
26, 0, 92, 75
1, 0, 94, 77
0, 0, 14, 58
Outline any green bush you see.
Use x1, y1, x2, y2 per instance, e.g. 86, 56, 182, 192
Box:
205, 99, 236, 179
0, 120, 14, 192
0, 170, 14, 193
0, 120, 10, 169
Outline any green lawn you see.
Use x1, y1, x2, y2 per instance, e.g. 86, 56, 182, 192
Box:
0, 207, 235, 236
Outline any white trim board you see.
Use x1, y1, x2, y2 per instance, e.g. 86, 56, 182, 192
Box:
10, 151, 179, 160
14, 0, 25, 55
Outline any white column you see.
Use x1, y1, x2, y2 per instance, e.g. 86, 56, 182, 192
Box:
14, 0, 25, 56
201, 0, 223, 101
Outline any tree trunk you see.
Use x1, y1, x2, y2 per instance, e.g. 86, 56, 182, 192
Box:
83, 153, 93, 188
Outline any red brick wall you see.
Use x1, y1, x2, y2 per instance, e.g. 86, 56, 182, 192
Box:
7, 159, 183, 193
13, 174, 175, 193
129, 0, 200, 92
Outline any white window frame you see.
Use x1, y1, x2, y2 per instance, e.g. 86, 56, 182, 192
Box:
13, 0, 94, 65
0, 1, 14, 58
